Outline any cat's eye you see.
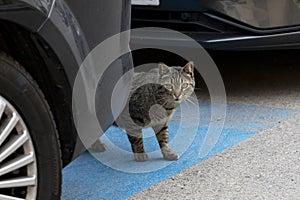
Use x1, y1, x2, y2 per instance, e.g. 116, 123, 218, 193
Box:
164, 84, 173, 90
182, 83, 189, 89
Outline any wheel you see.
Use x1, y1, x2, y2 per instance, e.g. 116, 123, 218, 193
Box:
0, 52, 62, 200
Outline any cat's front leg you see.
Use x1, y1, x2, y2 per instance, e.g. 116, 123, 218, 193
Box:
127, 130, 148, 162
153, 125, 179, 161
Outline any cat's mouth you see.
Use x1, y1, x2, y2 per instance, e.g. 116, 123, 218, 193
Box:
173, 99, 182, 105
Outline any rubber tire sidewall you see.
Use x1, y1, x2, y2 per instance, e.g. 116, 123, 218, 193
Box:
0, 55, 61, 200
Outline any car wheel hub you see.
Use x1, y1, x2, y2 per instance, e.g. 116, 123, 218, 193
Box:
0, 95, 37, 200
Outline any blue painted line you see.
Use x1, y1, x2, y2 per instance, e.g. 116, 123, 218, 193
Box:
62, 101, 296, 200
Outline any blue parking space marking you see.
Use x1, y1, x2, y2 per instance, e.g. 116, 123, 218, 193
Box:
62, 101, 296, 200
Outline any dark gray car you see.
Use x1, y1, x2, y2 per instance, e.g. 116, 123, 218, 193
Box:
0, 0, 132, 199
132, 0, 300, 50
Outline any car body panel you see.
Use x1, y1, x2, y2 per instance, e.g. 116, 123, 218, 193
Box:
133, 0, 300, 29
38, 0, 133, 159
203, 0, 300, 29
0, 0, 133, 161
132, 0, 300, 50
0, 0, 52, 31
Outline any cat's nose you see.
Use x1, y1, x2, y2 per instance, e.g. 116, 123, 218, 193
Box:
174, 94, 181, 101
174, 91, 181, 98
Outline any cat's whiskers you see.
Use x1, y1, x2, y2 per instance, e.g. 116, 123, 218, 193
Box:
155, 96, 172, 107
156, 96, 168, 102
184, 98, 197, 106
161, 100, 171, 108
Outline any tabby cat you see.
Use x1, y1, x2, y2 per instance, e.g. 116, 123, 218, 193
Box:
92, 61, 195, 162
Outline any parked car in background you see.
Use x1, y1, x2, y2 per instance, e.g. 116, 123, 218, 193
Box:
131, 0, 300, 87
132, 0, 300, 51
0, 0, 132, 199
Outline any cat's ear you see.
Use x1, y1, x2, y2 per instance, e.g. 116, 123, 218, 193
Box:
181, 61, 194, 77
158, 63, 170, 76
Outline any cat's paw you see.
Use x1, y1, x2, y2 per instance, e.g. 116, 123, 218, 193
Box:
134, 153, 148, 162
91, 140, 106, 152
162, 146, 179, 161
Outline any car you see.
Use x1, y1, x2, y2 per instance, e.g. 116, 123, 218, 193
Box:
0, 0, 132, 199
131, 0, 300, 51
130, 0, 300, 88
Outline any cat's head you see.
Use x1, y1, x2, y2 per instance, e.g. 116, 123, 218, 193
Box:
158, 61, 195, 102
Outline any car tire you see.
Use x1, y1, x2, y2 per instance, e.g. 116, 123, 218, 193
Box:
0, 52, 61, 199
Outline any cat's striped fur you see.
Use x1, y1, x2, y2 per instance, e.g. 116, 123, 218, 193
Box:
92, 62, 195, 162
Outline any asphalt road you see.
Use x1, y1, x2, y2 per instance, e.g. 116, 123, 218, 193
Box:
62, 53, 300, 200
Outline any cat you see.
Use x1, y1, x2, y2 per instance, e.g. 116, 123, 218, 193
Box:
92, 61, 195, 162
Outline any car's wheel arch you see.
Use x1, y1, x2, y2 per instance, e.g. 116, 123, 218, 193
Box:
0, 20, 78, 167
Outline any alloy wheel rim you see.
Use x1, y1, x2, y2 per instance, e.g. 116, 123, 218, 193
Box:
0, 95, 38, 200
